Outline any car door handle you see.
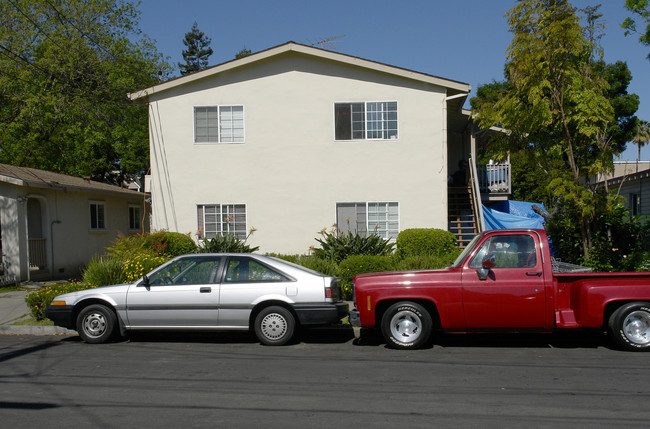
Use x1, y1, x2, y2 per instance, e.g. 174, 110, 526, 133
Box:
200, 287, 212, 293
526, 272, 542, 277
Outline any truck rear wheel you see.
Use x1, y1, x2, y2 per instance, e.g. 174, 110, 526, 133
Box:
381, 301, 432, 349
608, 302, 650, 351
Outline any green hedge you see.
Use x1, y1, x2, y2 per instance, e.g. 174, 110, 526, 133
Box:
26, 282, 94, 321
396, 228, 458, 258
339, 255, 395, 300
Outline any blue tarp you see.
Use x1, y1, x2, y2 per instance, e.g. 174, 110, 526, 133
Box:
483, 200, 546, 231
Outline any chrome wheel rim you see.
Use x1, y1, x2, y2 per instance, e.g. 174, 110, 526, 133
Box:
623, 310, 650, 345
389, 310, 422, 344
82, 311, 107, 338
260, 313, 287, 340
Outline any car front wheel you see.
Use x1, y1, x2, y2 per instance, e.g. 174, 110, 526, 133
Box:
609, 302, 650, 351
76, 304, 116, 344
254, 306, 296, 346
381, 301, 432, 349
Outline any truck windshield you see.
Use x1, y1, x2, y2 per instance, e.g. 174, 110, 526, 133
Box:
450, 234, 482, 268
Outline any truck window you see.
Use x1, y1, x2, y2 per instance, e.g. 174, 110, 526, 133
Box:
468, 235, 536, 269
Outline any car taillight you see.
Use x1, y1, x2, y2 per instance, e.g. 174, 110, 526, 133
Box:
325, 280, 340, 299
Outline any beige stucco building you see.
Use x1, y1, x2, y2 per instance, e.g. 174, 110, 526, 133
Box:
0, 164, 149, 283
130, 42, 487, 253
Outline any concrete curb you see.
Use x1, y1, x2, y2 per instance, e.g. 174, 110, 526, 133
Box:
0, 325, 76, 335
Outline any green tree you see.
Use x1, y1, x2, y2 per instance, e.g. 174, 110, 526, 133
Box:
235, 46, 252, 59
622, 0, 650, 60
178, 22, 213, 75
633, 119, 650, 162
0, 0, 169, 182
472, 0, 615, 259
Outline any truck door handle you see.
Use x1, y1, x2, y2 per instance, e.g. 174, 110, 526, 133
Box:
526, 272, 542, 277
200, 287, 211, 293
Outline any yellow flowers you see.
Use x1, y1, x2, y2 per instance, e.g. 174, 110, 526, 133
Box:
123, 254, 168, 282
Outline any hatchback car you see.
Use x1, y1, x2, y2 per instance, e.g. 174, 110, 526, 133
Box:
45, 254, 348, 345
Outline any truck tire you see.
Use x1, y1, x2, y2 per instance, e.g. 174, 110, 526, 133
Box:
381, 301, 432, 349
608, 302, 650, 351
76, 304, 116, 344
254, 306, 296, 346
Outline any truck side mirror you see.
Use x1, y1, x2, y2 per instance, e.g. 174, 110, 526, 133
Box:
477, 254, 496, 280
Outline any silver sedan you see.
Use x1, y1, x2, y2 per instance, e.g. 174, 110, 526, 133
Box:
45, 254, 348, 345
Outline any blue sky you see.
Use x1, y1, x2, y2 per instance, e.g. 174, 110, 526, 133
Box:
137, 0, 649, 161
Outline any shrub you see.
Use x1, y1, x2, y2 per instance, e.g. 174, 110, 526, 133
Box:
339, 255, 395, 299
26, 281, 94, 320
313, 228, 395, 263
198, 233, 260, 253
143, 231, 197, 256
106, 233, 151, 260
270, 254, 340, 277
396, 228, 458, 258
123, 254, 170, 283
82, 256, 126, 287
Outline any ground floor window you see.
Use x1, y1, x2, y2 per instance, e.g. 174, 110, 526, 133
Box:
129, 205, 141, 230
336, 202, 399, 239
197, 204, 246, 239
90, 202, 106, 230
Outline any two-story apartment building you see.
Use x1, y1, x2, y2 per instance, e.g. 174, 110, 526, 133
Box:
129, 42, 498, 253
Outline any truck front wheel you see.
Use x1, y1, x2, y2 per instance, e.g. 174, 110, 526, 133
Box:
608, 302, 650, 351
381, 301, 432, 349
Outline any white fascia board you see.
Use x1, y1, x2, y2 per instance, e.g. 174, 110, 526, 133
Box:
128, 42, 471, 102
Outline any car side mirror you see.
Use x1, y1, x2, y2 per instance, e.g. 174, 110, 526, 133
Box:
141, 275, 150, 287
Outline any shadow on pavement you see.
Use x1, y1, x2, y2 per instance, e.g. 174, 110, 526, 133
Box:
105, 325, 355, 346
353, 328, 614, 350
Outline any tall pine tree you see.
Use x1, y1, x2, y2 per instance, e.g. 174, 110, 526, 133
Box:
179, 22, 213, 75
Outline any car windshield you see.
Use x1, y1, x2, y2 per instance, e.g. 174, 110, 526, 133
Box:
450, 234, 483, 268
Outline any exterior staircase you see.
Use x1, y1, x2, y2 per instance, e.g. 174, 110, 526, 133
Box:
448, 186, 479, 249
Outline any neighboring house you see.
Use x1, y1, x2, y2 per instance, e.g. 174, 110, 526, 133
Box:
0, 164, 149, 283
129, 42, 509, 253
604, 165, 650, 217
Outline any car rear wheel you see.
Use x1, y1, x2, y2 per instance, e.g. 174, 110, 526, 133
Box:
76, 304, 116, 344
254, 306, 295, 346
608, 302, 650, 351
381, 301, 432, 349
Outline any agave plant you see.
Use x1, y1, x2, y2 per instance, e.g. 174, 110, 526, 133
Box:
312, 228, 395, 263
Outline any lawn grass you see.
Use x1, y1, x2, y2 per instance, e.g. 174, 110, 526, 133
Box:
12, 316, 54, 326
0, 284, 25, 293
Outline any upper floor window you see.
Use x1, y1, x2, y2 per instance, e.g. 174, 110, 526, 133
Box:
197, 204, 247, 239
336, 202, 399, 239
631, 193, 641, 216
90, 202, 105, 230
335, 101, 398, 141
194, 105, 244, 143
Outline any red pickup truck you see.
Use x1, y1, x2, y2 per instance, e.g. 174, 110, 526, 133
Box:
349, 229, 650, 351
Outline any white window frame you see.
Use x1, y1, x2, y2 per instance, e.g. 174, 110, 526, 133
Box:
197, 204, 247, 239
194, 105, 245, 144
89, 201, 106, 230
335, 201, 399, 240
128, 205, 141, 230
334, 101, 398, 141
